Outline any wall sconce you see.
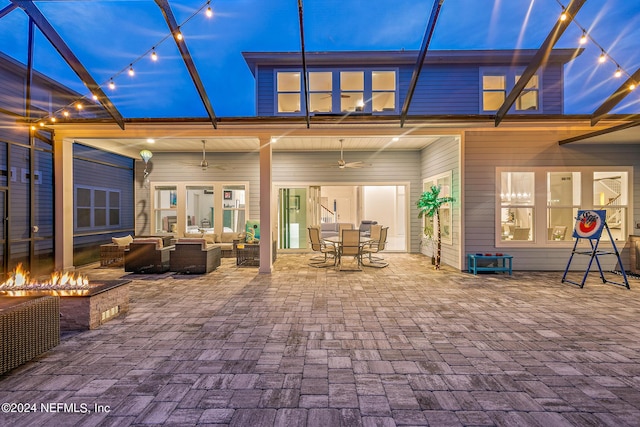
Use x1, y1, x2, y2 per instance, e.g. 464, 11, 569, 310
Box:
140, 149, 153, 187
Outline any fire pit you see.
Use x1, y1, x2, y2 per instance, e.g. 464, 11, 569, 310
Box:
0, 265, 130, 330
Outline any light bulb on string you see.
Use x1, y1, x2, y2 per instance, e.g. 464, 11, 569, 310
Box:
151, 49, 158, 61
560, 7, 567, 21
128, 64, 135, 76
63, 110, 69, 117
614, 67, 622, 78
92, 93, 98, 101
109, 79, 116, 90
630, 83, 636, 91
579, 31, 587, 45
76, 102, 83, 110
175, 29, 183, 40
206, 5, 213, 18
598, 51, 606, 64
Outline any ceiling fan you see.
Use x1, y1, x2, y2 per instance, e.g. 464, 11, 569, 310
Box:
330, 139, 371, 169
187, 140, 225, 171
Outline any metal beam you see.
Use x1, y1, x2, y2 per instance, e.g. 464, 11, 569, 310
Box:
0, 4, 18, 19
297, 0, 310, 129
155, 0, 217, 129
400, 0, 445, 127
591, 68, 640, 126
558, 120, 640, 145
494, 0, 586, 127
11, 1, 125, 129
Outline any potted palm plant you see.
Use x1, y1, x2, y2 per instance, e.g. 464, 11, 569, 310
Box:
417, 185, 455, 270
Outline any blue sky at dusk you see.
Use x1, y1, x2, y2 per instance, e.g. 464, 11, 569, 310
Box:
1, 0, 639, 118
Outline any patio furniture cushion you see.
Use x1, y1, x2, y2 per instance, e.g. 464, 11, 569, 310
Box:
112, 234, 133, 247
184, 232, 203, 239
177, 237, 207, 249
132, 237, 163, 249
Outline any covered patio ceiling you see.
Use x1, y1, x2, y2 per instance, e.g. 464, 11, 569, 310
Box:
1, 0, 640, 148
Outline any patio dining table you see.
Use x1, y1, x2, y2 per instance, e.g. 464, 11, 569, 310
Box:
322, 233, 373, 268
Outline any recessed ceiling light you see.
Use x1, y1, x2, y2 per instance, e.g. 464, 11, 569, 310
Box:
146, 138, 155, 143
392, 137, 399, 142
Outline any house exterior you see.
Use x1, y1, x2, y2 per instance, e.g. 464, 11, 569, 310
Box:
1, 48, 638, 276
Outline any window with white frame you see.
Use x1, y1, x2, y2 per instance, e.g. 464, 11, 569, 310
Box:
275, 70, 397, 115
500, 172, 535, 242
547, 172, 580, 241
516, 74, 539, 111
482, 74, 506, 111
340, 71, 364, 112
372, 71, 396, 112
152, 182, 249, 235
497, 168, 631, 245
277, 72, 301, 113
423, 171, 453, 245
593, 171, 628, 241
309, 72, 332, 113
481, 69, 540, 113
75, 185, 121, 229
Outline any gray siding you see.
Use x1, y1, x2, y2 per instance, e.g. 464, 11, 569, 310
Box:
256, 65, 274, 116
135, 152, 261, 236
409, 65, 480, 114
255, 62, 564, 116
464, 131, 640, 271
420, 137, 461, 268
138, 150, 423, 252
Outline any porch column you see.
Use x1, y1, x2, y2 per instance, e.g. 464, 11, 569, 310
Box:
259, 136, 272, 274
54, 136, 74, 271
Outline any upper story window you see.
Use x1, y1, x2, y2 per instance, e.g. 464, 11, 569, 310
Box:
275, 69, 397, 115
516, 74, 539, 111
340, 72, 364, 112
309, 72, 332, 113
482, 75, 506, 111
372, 71, 396, 112
277, 72, 301, 113
481, 69, 540, 113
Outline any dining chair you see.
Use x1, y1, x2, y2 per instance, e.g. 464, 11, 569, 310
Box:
308, 226, 336, 267
362, 226, 388, 267
339, 229, 362, 271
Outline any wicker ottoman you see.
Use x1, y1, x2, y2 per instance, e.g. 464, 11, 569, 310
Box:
0, 296, 60, 375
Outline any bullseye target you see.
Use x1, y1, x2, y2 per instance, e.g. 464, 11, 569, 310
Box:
572, 210, 606, 239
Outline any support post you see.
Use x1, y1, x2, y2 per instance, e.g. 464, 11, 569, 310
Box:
259, 137, 272, 274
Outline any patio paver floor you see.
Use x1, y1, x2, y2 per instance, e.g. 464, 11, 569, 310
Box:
1, 253, 640, 426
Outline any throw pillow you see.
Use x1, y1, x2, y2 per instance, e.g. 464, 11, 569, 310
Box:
112, 234, 133, 247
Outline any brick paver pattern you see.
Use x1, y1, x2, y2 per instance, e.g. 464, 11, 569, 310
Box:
1, 254, 640, 426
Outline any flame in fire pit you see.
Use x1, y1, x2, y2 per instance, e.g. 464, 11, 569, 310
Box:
0, 263, 89, 291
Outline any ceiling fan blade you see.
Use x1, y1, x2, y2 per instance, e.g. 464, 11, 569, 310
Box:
344, 161, 370, 168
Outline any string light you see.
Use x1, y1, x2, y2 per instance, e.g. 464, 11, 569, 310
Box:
598, 50, 606, 64
205, 1, 213, 18
555, 1, 639, 93
34, 0, 220, 124
560, 7, 567, 21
